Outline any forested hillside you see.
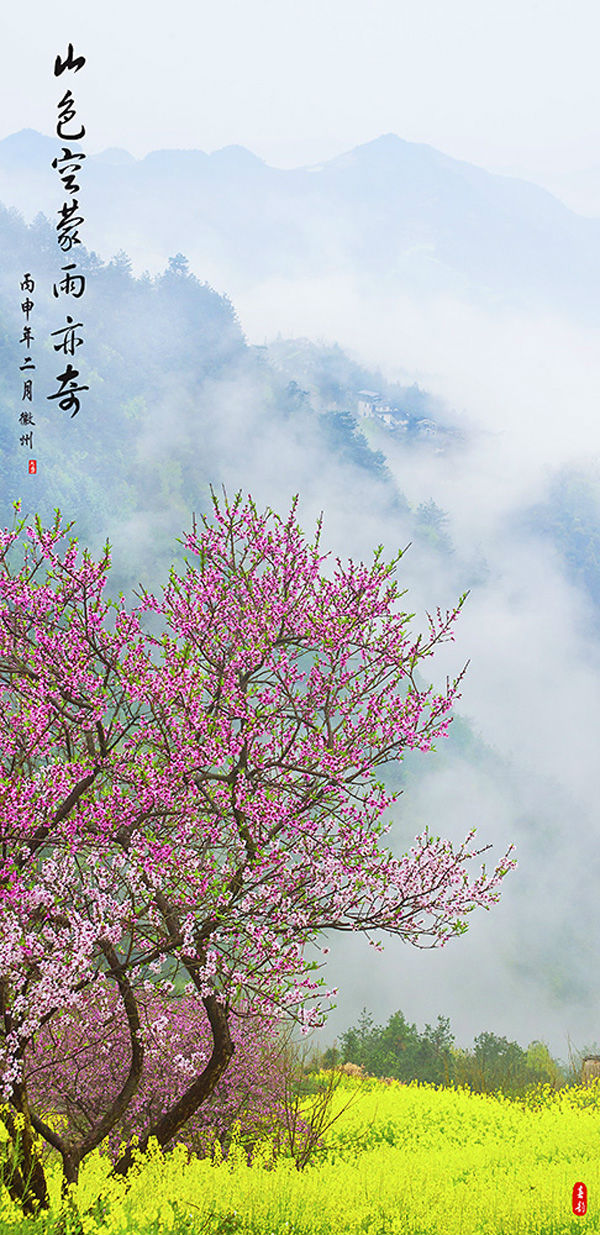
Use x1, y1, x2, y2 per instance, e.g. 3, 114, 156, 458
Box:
0, 203, 455, 597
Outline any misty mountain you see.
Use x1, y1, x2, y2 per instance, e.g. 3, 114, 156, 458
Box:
0, 203, 458, 596
520, 465, 600, 615
266, 335, 448, 422
1, 129, 599, 320
537, 163, 600, 219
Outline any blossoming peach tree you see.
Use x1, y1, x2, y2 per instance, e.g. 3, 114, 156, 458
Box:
0, 490, 515, 1212
26, 987, 298, 1165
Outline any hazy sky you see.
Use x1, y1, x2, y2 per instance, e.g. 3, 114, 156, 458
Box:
2, 0, 600, 182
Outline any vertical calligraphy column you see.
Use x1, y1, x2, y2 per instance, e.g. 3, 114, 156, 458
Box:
18, 274, 37, 472
47, 44, 89, 424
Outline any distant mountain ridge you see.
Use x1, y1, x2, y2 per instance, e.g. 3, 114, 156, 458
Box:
1, 129, 599, 320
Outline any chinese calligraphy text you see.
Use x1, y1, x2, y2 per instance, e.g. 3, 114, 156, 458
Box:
48, 45, 89, 420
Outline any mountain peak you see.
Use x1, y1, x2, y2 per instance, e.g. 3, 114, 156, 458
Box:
325, 132, 443, 173
0, 129, 56, 166
210, 144, 266, 168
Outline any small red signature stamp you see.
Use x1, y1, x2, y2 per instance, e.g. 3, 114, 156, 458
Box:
572, 1182, 587, 1216
28, 459, 37, 474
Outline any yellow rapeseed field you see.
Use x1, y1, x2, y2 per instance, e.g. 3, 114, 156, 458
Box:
2, 1075, 600, 1234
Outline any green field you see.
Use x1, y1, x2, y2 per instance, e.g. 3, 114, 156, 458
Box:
2, 1076, 599, 1234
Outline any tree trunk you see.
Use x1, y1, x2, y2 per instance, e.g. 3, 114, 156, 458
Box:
61, 1149, 80, 1190
1, 1085, 50, 1214
111, 994, 234, 1177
